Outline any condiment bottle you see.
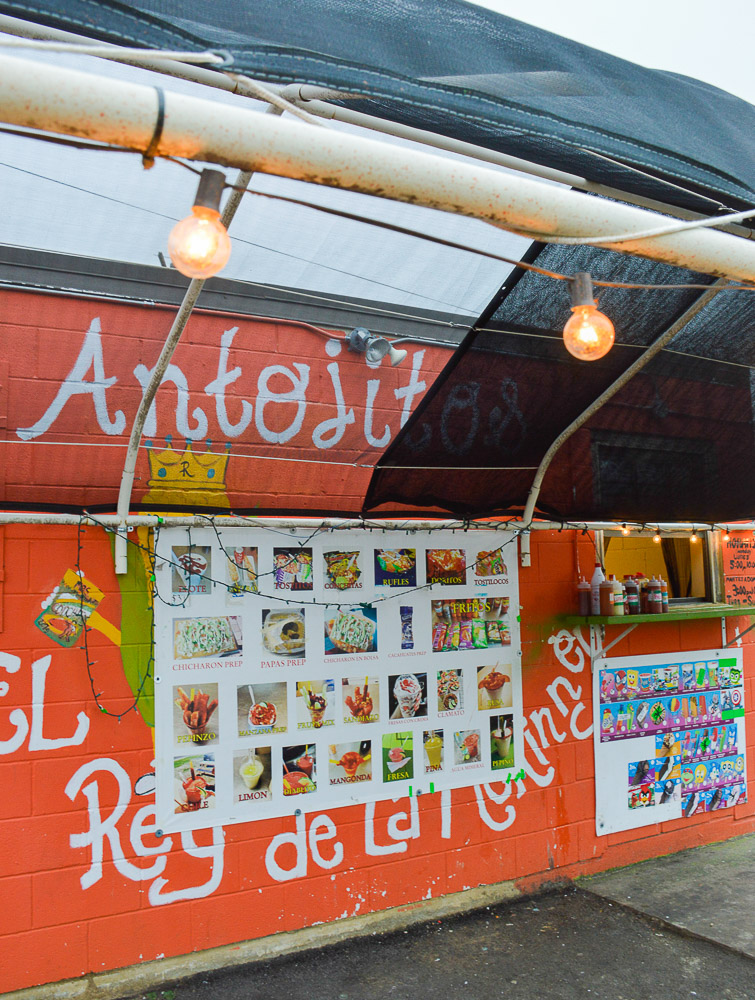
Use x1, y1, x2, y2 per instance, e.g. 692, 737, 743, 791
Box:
624, 575, 639, 615
647, 576, 662, 613
660, 578, 669, 612
577, 576, 591, 616
610, 574, 625, 615
599, 578, 615, 616
637, 574, 649, 614
590, 563, 605, 615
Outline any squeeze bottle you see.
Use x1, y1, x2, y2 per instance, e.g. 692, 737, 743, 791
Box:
577, 576, 591, 616
590, 563, 605, 616
610, 574, 625, 616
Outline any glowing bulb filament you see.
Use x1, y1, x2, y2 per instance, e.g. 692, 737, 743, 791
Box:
168, 206, 231, 278
563, 304, 615, 361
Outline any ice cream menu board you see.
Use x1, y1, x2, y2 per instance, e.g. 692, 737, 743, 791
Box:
593, 648, 747, 835
153, 527, 522, 832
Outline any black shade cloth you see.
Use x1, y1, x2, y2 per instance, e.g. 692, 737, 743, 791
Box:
5, 0, 755, 216
364, 245, 755, 521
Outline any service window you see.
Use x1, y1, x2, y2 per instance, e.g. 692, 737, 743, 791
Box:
603, 531, 721, 604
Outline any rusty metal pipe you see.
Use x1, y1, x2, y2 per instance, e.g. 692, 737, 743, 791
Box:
0, 54, 753, 281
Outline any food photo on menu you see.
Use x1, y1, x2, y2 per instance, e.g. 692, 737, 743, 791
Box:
398, 605, 414, 649
374, 548, 417, 587
431, 597, 510, 653
237, 682, 288, 737
323, 550, 363, 591
174, 755, 215, 813
273, 548, 314, 590
324, 605, 377, 655
388, 672, 427, 719
423, 730, 444, 772
490, 714, 514, 769
382, 731, 413, 782
477, 664, 513, 710
233, 747, 272, 802
261, 607, 306, 658
282, 744, 317, 795
342, 676, 380, 723
628, 759, 657, 809
328, 740, 372, 784
425, 548, 466, 586
453, 728, 482, 765
474, 547, 508, 580
171, 545, 212, 595
296, 680, 336, 729
173, 684, 219, 745
224, 545, 258, 596
436, 669, 463, 713
173, 615, 242, 660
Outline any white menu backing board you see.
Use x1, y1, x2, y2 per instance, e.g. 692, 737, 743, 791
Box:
154, 526, 522, 832
593, 648, 747, 835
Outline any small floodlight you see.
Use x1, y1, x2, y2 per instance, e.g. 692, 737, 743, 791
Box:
347, 327, 407, 366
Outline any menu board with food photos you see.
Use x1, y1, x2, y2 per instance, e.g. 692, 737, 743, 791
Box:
593, 648, 747, 835
154, 526, 522, 831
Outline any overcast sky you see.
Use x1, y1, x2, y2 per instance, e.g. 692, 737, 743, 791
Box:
470, 0, 755, 105
0, 3, 750, 319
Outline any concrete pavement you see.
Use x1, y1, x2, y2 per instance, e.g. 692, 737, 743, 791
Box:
133, 834, 754, 1000
579, 832, 755, 959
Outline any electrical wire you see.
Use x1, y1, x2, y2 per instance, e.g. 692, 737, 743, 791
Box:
0, 160, 480, 313
552, 207, 755, 247
76, 515, 154, 719
223, 180, 755, 291
0, 38, 229, 65
73, 514, 525, 716
83, 510, 522, 614
2, 127, 753, 296
1, 146, 753, 297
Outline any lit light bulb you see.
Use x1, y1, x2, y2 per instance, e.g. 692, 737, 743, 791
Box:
167, 168, 231, 279
169, 206, 231, 278
563, 272, 615, 361
653, 531, 661, 543
723, 529, 730, 542
621, 523, 630, 536
563, 304, 615, 360
690, 531, 698, 543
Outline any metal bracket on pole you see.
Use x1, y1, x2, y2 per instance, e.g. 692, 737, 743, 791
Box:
589, 625, 604, 667
114, 523, 129, 575
588, 622, 637, 670
519, 530, 531, 567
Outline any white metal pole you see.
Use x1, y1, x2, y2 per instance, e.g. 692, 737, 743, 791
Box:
0, 512, 745, 531
0, 55, 753, 281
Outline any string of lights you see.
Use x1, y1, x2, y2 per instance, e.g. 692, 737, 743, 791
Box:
76, 515, 154, 720
72, 512, 739, 719
84, 511, 521, 612
164, 166, 752, 363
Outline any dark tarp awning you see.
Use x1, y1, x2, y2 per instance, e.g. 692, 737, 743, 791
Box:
364, 247, 755, 522
5, 0, 755, 217
2, 2, 753, 523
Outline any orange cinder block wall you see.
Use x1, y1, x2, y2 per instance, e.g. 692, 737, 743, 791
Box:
0, 526, 751, 993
